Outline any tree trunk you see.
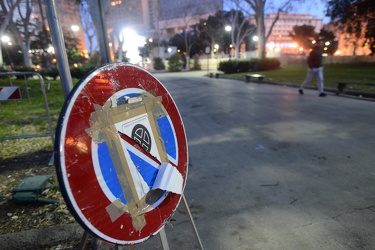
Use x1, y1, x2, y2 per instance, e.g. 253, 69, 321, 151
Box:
211, 41, 215, 59
234, 44, 240, 58
0, 45, 3, 68
22, 42, 32, 68
185, 55, 190, 71
256, 6, 266, 59
87, 0, 111, 64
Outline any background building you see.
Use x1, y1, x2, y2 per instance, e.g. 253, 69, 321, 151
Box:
249, 13, 323, 54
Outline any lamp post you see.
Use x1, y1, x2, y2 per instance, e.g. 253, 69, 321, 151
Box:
71, 25, 80, 47
205, 46, 210, 75
1, 35, 14, 69
225, 25, 232, 56
252, 36, 259, 57
71, 25, 79, 33
214, 44, 219, 69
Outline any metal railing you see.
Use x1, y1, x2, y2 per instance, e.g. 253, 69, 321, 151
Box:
0, 72, 54, 145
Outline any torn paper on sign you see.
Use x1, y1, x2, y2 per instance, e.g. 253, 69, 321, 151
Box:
152, 162, 183, 194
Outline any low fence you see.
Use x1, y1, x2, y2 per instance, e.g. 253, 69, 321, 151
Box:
0, 72, 54, 144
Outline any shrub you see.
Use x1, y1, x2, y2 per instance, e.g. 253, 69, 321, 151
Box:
13, 66, 35, 79
250, 58, 280, 71
168, 53, 183, 72
41, 67, 60, 80
88, 53, 101, 66
70, 64, 97, 79
218, 58, 281, 74
218, 60, 238, 74
70, 67, 86, 79
236, 61, 251, 73
153, 57, 165, 70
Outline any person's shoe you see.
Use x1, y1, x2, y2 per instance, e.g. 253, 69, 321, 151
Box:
319, 92, 327, 97
299, 89, 304, 95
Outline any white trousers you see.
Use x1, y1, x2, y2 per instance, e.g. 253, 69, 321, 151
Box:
300, 67, 324, 93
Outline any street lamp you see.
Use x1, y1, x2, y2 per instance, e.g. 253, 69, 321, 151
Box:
1, 36, 10, 44
214, 44, 219, 53
47, 45, 55, 54
1, 35, 13, 68
71, 25, 80, 51
225, 25, 232, 32
71, 25, 80, 32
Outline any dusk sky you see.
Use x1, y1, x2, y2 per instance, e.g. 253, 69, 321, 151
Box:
290, 1, 329, 23
224, 1, 330, 23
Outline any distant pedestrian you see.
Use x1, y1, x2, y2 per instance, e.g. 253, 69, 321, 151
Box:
299, 44, 326, 97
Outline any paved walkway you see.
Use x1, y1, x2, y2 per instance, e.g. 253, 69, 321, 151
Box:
2, 71, 375, 249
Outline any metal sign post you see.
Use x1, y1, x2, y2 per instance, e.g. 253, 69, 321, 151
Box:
44, 0, 73, 99
205, 46, 210, 75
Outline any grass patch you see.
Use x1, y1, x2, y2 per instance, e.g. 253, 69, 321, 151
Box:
225, 62, 375, 93
0, 78, 76, 139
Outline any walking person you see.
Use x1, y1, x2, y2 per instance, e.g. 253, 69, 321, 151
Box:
299, 44, 326, 97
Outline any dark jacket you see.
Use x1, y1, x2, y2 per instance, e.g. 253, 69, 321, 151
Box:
307, 46, 323, 68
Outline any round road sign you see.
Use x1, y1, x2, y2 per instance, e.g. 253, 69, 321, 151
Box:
55, 63, 188, 245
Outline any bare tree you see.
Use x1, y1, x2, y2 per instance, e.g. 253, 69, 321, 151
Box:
196, 12, 225, 59
7, 0, 35, 67
80, 1, 98, 56
85, 0, 111, 64
237, 0, 307, 59
150, 6, 175, 59
225, 8, 255, 58
0, 0, 21, 67
163, 2, 209, 70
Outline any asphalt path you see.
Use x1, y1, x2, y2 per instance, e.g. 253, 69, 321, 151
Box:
3, 71, 374, 250
137, 71, 375, 250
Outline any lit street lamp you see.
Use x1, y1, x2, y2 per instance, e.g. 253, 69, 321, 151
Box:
71, 25, 80, 32
214, 44, 219, 53
1, 36, 11, 44
1, 35, 14, 68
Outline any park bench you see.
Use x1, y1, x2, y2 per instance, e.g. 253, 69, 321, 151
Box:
210, 72, 223, 78
246, 74, 265, 82
336, 82, 374, 95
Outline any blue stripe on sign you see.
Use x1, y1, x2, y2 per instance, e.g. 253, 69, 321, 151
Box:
158, 116, 176, 159
98, 142, 159, 204
127, 150, 158, 187
98, 142, 125, 203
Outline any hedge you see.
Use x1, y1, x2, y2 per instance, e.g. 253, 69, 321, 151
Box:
218, 58, 280, 74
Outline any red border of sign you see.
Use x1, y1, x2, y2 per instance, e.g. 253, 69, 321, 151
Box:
54, 63, 188, 245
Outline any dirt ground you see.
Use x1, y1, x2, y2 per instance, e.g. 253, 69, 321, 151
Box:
0, 138, 80, 249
